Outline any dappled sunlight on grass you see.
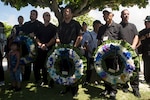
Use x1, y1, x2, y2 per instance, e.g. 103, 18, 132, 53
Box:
26, 83, 35, 88
25, 83, 37, 92
4, 90, 13, 99
29, 86, 37, 92
1, 70, 150, 100
77, 85, 91, 100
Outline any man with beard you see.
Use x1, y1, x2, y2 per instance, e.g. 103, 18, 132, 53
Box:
56, 6, 82, 97
22, 10, 43, 81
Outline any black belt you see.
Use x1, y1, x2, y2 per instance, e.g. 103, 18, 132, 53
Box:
143, 51, 150, 56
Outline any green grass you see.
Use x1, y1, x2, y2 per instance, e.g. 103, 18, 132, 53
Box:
0, 70, 150, 100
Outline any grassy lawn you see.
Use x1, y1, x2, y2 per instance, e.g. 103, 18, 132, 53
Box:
0, 70, 150, 100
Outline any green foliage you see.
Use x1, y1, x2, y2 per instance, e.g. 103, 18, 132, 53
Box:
74, 13, 94, 30
3, 23, 12, 37
0, 0, 149, 23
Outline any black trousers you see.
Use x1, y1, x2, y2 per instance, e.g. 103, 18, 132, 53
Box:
34, 48, 48, 83
0, 52, 4, 82
123, 55, 140, 91
122, 72, 139, 91
23, 63, 31, 81
22, 42, 31, 81
103, 57, 120, 93
85, 57, 94, 83
60, 50, 79, 95
64, 84, 79, 95
142, 54, 150, 83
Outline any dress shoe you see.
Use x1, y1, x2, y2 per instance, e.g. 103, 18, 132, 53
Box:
110, 92, 116, 100
73, 93, 78, 97
99, 90, 109, 96
82, 82, 89, 86
122, 88, 128, 93
60, 89, 69, 95
133, 89, 141, 98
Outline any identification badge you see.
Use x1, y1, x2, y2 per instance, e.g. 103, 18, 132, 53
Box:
108, 68, 115, 73
103, 36, 108, 41
62, 71, 68, 75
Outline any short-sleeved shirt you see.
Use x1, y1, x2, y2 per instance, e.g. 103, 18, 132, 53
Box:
97, 21, 122, 42
22, 20, 43, 35
58, 20, 81, 44
81, 31, 91, 46
36, 23, 57, 49
120, 22, 138, 45
139, 28, 150, 53
81, 31, 93, 57
90, 31, 98, 50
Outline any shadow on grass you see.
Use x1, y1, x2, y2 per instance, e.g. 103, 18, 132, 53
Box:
0, 81, 77, 100
82, 83, 111, 100
1, 69, 150, 100
0, 74, 110, 100
0, 71, 78, 100
0, 69, 113, 100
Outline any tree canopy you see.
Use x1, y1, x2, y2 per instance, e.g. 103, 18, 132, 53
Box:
74, 13, 94, 30
1, 0, 149, 23
3, 23, 12, 37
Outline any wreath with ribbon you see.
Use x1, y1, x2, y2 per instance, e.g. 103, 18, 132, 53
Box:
14, 35, 37, 64
46, 44, 84, 85
94, 40, 139, 84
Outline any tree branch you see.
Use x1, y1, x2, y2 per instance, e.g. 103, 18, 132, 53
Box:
74, 0, 89, 14
35, 0, 62, 23
74, 8, 93, 17
49, 0, 63, 23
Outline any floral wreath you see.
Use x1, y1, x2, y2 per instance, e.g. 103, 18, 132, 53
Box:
94, 40, 138, 84
14, 34, 37, 64
46, 44, 84, 85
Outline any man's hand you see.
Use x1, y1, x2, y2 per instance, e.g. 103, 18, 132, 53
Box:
29, 32, 35, 38
56, 38, 60, 43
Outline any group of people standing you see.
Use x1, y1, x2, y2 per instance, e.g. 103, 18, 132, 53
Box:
0, 6, 150, 100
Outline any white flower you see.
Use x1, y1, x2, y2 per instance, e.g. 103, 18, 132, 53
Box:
46, 45, 84, 85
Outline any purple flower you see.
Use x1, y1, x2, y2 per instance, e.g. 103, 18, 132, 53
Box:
102, 45, 110, 52
99, 71, 107, 78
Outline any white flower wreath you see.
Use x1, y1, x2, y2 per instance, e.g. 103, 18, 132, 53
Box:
47, 45, 84, 85
14, 35, 37, 64
94, 40, 138, 84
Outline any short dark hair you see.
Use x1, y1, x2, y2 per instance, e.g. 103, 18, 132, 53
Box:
82, 22, 87, 26
31, 10, 38, 16
64, 6, 73, 13
0, 22, 4, 27
93, 20, 101, 26
18, 16, 24, 20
